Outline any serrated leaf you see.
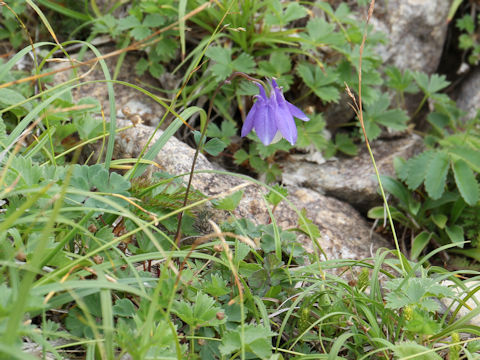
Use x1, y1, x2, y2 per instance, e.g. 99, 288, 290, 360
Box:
265, 1, 307, 26
117, 15, 141, 30
385, 67, 419, 93
143, 13, 165, 27
232, 53, 256, 74
148, 61, 164, 77
402, 150, 435, 189
449, 146, 480, 173
173, 292, 224, 328
425, 151, 449, 199
203, 274, 229, 297
135, 57, 149, 75
266, 184, 288, 207
257, 54, 292, 88
303, 18, 344, 47
204, 137, 226, 156
452, 158, 479, 205
296, 62, 339, 102
283, 2, 308, 23
411, 231, 432, 260
130, 26, 151, 40
377, 109, 409, 130
205, 46, 231, 64
233, 149, 249, 164
456, 14, 475, 34
413, 71, 450, 95
363, 120, 382, 141
219, 325, 274, 358
214, 190, 244, 211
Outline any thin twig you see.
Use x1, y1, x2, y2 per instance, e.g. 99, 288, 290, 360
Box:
345, 0, 406, 273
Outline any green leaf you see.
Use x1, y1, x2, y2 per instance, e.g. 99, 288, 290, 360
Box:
431, 214, 447, 229
203, 274, 229, 297
406, 309, 441, 335
148, 61, 164, 78
303, 18, 344, 47
334, 133, 357, 156
207, 121, 236, 145
173, 292, 225, 328
449, 146, 480, 173
219, 325, 275, 358
265, 1, 307, 26
411, 231, 432, 260
130, 26, 151, 40
393, 342, 442, 360
258, 52, 292, 78
283, 2, 308, 23
296, 62, 340, 102
232, 53, 256, 74
265, 184, 288, 207
206, 46, 255, 80
424, 151, 449, 199
413, 72, 450, 95
214, 190, 244, 211
401, 150, 435, 190
68, 164, 131, 212
363, 93, 408, 136
385, 67, 419, 93
113, 298, 136, 317
117, 15, 141, 30
206, 46, 233, 81
298, 208, 321, 238
456, 14, 475, 34
377, 109, 409, 130
445, 225, 465, 247
233, 149, 249, 164
363, 120, 382, 141
0, 116, 7, 149
0, 88, 32, 118
204, 137, 226, 156
379, 175, 410, 208
135, 57, 149, 76
452, 159, 479, 206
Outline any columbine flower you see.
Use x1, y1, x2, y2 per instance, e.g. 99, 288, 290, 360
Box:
241, 79, 309, 146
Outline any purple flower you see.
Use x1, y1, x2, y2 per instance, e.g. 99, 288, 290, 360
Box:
241, 79, 309, 146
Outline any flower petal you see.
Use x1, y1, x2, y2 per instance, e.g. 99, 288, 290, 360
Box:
241, 101, 258, 137
254, 99, 278, 145
272, 85, 297, 145
256, 82, 268, 100
287, 102, 309, 121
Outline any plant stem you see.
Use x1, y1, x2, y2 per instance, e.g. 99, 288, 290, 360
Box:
174, 72, 263, 245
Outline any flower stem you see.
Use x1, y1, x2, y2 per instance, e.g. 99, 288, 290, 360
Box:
175, 72, 261, 245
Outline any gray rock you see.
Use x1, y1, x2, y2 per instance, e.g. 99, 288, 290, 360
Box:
110, 120, 391, 260
280, 135, 424, 213
371, 0, 451, 74
456, 68, 480, 120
